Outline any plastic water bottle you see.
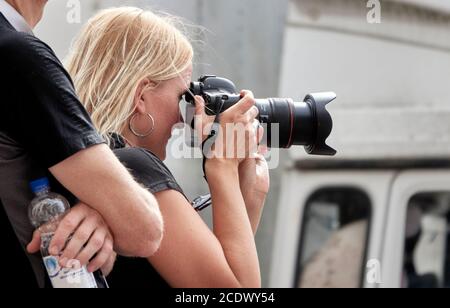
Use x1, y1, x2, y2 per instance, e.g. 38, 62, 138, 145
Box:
28, 178, 98, 288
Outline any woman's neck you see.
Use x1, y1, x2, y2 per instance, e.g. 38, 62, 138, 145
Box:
122, 136, 136, 148
121, 131, 165, 160
121, 132, 140, 148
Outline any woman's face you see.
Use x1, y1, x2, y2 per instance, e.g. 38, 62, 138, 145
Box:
130, 65, 193, 160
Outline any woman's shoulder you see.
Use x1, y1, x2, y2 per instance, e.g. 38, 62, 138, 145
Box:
113, 147, 184, 196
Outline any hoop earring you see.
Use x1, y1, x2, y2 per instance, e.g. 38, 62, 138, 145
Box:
129, 113, 155, 138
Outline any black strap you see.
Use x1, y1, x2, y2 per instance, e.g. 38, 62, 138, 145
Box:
192, 194, 212, 212
201, 97, 225, 182
201, 114, 221, 182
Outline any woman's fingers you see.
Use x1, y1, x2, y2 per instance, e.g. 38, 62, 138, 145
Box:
258, 144, 269, 156
194, 95, 217, 143
207, 89, 265, 162
256, 121, 265, 144
226, 90, 255, 115
243, 106, 259, 124
194, 95, 206, 117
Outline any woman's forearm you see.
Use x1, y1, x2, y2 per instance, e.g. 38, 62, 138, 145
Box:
241, 188, 266, 235
238, 159, 268, 235
206, 160, 261, 288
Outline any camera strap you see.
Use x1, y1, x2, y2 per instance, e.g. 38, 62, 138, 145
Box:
201, 97, 226, 182
201, 113, 221, 182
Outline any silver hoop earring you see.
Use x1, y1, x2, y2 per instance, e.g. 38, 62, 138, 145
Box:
129, 113, 155, 138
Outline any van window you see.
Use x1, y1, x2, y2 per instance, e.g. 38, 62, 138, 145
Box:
403, 192, 450, 288
296, 188, 371, 288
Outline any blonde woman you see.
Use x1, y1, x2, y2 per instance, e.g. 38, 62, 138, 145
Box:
66, 7, 269, 288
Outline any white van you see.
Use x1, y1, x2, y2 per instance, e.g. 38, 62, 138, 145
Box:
269, 0, 450, 288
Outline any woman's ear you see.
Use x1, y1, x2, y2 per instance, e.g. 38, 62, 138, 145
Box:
134, 78, 158, 113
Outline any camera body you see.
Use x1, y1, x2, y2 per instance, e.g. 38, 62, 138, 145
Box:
184, 75, 337, 156
187, 76, 242, 116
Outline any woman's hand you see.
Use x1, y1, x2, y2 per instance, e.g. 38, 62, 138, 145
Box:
27, 202, 115, 274
239, 151, 270, 197
239, 123, 270, 195
195, 90, 259, 170
238, 125, 270, 234
193, 95, 216, 144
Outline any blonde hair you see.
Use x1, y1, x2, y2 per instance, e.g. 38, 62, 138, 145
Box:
66, 7, 194, 144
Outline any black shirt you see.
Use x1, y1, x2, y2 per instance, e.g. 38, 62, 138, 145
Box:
107, 137, 185, 288
0, 14, 103, 166
0, 13, 104, 287
0, 198, 38, 288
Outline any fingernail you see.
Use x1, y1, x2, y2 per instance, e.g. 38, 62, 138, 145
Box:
49, 246, 59, 255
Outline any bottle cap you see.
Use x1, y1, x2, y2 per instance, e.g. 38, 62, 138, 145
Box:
29, 178, 50, 194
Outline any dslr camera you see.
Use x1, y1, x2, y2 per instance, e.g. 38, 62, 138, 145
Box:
184, 75, 336, 156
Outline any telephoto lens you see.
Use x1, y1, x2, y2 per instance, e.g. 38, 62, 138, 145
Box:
184, 76, 336, 156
